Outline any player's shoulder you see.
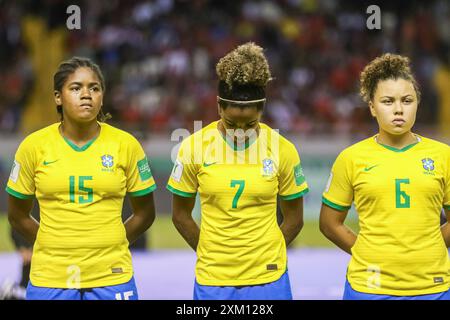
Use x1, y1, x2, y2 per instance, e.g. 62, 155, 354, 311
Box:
259, 123, 298, 152
100, 122, 140, 145
19, 123, 60, 149
180, 120, 219, 147
419, 135, 450, 152
335, 136, 375, 161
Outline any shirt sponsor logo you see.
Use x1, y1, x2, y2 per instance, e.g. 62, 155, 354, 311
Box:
203, 162, 217, 167
294, 163, 305, 186
434, 277, 444, 284
364, 164, 378, 172
111, 267, 124, 274
9, 160, 20, 183
325, 172, 333, 193
266, 264, 278, 271
137, 156, 152, 181
43, 159, 59, 166
171, 160, 183, 182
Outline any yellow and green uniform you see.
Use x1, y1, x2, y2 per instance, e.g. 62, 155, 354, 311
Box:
6, 122, 156, 289
167, 120, 309, 286
323, 135, 450, 296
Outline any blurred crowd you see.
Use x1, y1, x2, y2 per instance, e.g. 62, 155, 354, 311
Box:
0, 0, 449, 136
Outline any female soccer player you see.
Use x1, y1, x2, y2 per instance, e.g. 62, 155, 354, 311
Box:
6, 57, 157, 300
167, 43, 309, 300
320, 54, 450, 300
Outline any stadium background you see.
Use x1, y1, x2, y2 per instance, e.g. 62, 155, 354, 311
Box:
0, 0, 449, 299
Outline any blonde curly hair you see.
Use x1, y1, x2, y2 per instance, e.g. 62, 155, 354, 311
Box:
360, 53, 421, 103
216, 42, 271, 89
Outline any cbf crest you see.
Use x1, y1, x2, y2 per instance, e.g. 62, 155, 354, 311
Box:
422, 158, 434, 171
262, 158, 274, 177
422, 158, 435, 176
101, 154, 114, 171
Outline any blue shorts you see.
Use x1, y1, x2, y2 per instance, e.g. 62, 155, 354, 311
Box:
194, 271, 292, 300
343, 280, 450, 300
26, 276, 138, 300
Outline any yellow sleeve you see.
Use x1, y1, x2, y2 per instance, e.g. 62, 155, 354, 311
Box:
125, 136, 157, 197
278, 142, 309, 200
443, 148, 450, 210
6, 136, 37, 199
322, 150, 353, 211
166, 137, 199, 198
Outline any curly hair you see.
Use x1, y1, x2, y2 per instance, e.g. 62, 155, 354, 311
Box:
216, 42, 271, 108
216, 42, 271, 88
360, 53, 421, 103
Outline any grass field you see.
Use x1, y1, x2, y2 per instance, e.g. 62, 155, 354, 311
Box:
0, 213, 359, 252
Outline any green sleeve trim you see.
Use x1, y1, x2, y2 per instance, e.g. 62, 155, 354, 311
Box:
322, 196, 351, 211
128, 184, 157, 197
443, 205, 450, 211
280, 188, 309, 200
166, 185, 196, 198
5, 186, 34, 200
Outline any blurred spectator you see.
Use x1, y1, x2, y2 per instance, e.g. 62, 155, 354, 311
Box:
434, 43, 450, 137
0, 0, 448, 136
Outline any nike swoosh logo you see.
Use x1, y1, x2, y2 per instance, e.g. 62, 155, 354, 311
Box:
364, 165, 378, 172
203, 162, 217, 167
43, 160, 59, 165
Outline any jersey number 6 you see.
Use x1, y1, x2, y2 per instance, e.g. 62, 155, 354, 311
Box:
395, 178, 410, 209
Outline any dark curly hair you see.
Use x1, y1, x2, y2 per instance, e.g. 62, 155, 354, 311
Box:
216, 42, 272, 110
360, 53, 421, 103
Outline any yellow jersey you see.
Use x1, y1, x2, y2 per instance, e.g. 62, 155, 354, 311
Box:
323, 135, 450, 296
6, 122, 156, 288
167, 120, 309, 286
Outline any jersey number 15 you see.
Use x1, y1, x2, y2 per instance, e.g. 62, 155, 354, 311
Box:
69, 176, 93, 204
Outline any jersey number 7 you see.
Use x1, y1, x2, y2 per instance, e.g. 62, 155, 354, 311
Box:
230, 180, 245, 209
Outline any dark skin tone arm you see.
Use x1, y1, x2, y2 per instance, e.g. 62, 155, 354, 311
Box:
319, 204, 357, 254
8, 196, 39, 244
172, 195, 305, 250
279, 197, 304, 246
9, 193, 156, 246
442, 209, 450, 248
171, 194, 199, 251
124, 193, 156, 244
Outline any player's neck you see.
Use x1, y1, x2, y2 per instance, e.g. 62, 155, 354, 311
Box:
376, 130, 418, 149
217, 120, 260, 148
59, 120, 101, 147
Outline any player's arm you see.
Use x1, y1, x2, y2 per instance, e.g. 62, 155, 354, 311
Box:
7, 195, 39, 244
171, 194, 198, 251
124, 193, 156, 244
441, 209, 450, 247
279, 197, 304, 246
277, 142, 309, 246
319, 204, 356, 254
